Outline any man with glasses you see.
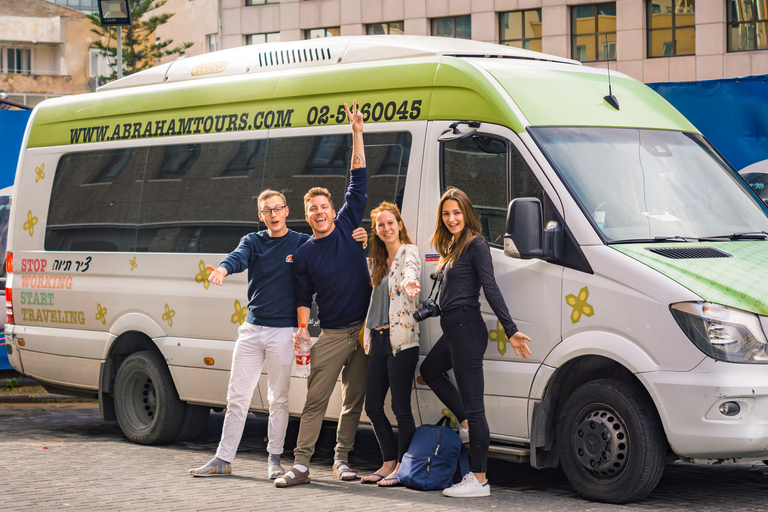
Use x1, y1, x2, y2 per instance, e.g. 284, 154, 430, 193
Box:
190, 190, 366, 479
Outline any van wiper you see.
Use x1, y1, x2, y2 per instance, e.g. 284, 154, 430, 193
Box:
698, 232, 768, 241
609, 235, 697, 244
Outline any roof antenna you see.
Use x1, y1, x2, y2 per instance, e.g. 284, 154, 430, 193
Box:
603, 34, 619, 111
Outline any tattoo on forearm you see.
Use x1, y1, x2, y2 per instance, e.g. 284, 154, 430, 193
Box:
352, 155, 365, 168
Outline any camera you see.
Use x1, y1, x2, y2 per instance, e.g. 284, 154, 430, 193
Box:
413, 298, 441, 322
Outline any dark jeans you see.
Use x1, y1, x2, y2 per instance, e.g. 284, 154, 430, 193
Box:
364, 328, 419, 463
419, 306, 489, 473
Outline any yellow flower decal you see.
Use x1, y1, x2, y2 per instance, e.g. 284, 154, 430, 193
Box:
440, 408, 458, 426
23, 210, 38, 236
162, 303, 175, 327
129, 257, 137, 271
565, 286, 595, 324
95, 303, 108, 325
488, 320, 508, 356
35, 164, 45, 182
195, 260, 211, 290
231, 299, 248, 325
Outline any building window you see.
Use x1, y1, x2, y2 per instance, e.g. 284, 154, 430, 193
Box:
207, 34, 219, 52
571, 3, 617, 62
304, 28, 340, 39
245, 0, 279, 5
647, 0, 695, 57
431, 15, 471, 39
366, 21, 405, 35
728, 0, 768, 52
89, 49, 111, 78
246, 32, 281, 45
3, 47, 32, 74
499, 10, 543, 52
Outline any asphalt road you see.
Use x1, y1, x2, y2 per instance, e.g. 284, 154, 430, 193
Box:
2, 402, 767, 512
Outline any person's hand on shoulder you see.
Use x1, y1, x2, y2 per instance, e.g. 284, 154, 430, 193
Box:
351, 226, 368, 247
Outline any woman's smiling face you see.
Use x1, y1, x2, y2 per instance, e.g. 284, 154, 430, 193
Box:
441, 199, 465, 236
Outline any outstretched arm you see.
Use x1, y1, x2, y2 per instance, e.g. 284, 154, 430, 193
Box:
345, 100, 365, 169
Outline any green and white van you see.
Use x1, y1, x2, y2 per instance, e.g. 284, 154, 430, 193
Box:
7, 36, 768, 503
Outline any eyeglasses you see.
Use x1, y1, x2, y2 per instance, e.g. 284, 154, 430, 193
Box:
260, 205, 286, 216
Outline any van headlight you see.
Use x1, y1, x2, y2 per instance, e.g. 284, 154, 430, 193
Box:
670, 302, 768, 363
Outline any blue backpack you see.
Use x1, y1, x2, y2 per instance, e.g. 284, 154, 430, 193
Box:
398, 417, 470, 491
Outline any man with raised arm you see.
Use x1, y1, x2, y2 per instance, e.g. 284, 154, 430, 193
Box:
275, 101, 372, 487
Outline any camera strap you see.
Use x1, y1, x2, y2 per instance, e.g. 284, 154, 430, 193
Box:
425, 272, 444, 302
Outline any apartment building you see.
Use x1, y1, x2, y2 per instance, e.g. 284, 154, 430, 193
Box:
0, 0, 94, 107
216, 0, 768, 83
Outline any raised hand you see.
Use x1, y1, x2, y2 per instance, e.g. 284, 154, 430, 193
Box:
345, 100, 364, 134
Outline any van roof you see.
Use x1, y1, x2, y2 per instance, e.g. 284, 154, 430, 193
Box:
98, 35, 579, 91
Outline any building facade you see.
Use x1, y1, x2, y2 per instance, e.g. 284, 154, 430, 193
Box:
0, 0, 95, 106
216, 0, 768, 83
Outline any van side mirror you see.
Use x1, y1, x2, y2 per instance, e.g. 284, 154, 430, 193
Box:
504, 198, 562, 261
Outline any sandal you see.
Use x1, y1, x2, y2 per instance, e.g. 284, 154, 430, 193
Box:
360, 472, 386, 484
332, 461, 358, 481
274, 466, 311, 487
377, 476, 402, 487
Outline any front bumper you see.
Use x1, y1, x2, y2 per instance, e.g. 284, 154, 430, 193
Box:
642, 357, 768, 459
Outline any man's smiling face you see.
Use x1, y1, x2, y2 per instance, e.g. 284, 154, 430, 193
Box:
305, 194, 336, 238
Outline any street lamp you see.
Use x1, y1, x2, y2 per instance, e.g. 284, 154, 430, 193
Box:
96, 0, 131, 79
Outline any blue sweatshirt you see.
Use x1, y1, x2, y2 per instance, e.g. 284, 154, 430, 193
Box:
293, 167, 372, 329
220, 229, 309, 328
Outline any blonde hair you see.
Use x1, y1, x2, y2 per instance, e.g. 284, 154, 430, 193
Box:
257, 189, 286, 209
430, 187, 483, 271
303, 187, 334, 212
369, 202, 413, 286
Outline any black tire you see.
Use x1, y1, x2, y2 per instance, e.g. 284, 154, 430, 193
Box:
175, 403, 211, 442
557, 378, 666, 504
114, 351, 184, 445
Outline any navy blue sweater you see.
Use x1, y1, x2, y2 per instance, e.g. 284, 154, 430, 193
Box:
220, 229, 309, 328
293, 167, 372, 329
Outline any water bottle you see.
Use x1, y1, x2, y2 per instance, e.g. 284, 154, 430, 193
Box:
295, 323, 311, 378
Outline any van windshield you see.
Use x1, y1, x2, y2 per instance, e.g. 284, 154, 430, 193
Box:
529, 127, 768, 242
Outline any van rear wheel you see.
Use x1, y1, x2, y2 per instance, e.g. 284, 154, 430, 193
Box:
557, 378, 666, 504
114, 351, 184, 445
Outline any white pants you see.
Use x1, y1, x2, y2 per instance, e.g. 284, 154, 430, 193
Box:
215, 323, 295, 462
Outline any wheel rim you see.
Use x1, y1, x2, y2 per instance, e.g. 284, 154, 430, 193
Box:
121, 367, 158, 430
571, 405, 629, 479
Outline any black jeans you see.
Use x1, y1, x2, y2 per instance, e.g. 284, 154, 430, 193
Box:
364, 328, 419, 463
419, 306, 489, 473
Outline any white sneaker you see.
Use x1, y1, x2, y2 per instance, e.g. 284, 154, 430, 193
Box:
442, 472, 490, 498
458, 426, 469, 444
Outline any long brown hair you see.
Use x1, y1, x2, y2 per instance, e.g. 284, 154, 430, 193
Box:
369, 202, 413, 286
431, 187, 483, 271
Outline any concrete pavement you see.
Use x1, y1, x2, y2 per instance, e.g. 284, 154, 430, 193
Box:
2, 402, 768, 511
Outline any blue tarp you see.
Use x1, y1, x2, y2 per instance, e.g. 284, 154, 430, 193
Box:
648, 75, 768, 171
0, 110, 30, 188
0, 109, 28, 371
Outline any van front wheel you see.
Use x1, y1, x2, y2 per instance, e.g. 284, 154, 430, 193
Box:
114, 351, 184, 445
557, 379, 666, 504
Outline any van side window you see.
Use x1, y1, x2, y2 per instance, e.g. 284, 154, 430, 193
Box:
46, 148, 148, 252
44, 131, 412, 252
512, 150, 557, 228
442, 134, 508, 246
262, 131, 411, 234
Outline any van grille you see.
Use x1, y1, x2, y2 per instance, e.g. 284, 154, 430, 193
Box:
257, 47, 333, 68
646, 247, 732, 259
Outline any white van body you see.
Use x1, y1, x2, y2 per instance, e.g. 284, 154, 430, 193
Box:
7, 36, 768, 503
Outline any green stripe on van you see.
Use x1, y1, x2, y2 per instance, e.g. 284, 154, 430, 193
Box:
487, 67, 696, 132
26, 56, 524, 148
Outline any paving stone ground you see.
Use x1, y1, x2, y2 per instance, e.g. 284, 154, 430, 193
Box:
2, 402, 767, 512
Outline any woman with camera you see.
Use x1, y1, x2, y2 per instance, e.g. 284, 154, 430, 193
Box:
419, 187, 532, 498
359, 202, 422, 487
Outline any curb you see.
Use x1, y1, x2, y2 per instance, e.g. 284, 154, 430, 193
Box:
0, 394, 98, 404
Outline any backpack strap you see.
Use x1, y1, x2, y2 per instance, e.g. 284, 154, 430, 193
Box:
436, 415, 452, 427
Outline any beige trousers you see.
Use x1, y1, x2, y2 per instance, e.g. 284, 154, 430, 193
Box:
293, 325, 368, 467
